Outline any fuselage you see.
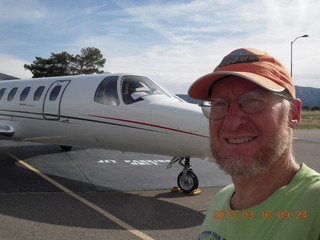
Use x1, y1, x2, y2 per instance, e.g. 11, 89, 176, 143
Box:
0, 73, 210, 158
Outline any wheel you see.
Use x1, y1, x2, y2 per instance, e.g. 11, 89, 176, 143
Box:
177, 170, 199, 193
60, 145, 73, 151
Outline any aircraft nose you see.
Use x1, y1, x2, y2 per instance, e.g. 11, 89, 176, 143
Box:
151, 102, 204, 132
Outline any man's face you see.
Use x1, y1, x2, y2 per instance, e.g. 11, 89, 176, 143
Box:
209, 76, 291, 178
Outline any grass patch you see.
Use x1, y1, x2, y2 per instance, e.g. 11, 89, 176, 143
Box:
298, 111, 320, 129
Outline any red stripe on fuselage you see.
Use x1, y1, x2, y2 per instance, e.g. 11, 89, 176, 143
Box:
86, 114, 209, 139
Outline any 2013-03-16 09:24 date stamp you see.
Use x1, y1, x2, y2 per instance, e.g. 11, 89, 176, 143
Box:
211, 210, 308, 220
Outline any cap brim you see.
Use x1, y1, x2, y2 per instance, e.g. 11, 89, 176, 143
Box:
188, 71, 285, 100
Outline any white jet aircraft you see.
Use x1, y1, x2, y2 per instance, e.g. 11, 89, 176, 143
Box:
0, 73, 210, 193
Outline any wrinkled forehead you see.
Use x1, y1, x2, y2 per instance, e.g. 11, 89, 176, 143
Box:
210, 76, 267, 98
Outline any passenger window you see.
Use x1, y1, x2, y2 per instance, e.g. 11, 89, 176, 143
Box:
94, 76, 120, 105
34, 86, 45, 101
49, 86, 62, 101
8, 87, 18, 101
20, 87, 31, 101
0, 88, 6, 100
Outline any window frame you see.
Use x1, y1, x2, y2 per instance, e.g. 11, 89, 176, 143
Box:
20, 87, 31, 101
49, 85, 62, 101
7, 87, 18, 101
33, 86, 45, 101
0, 88, 6, 100
94, 76, 120, 106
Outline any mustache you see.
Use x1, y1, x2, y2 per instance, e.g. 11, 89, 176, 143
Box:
213, 126, 258, 138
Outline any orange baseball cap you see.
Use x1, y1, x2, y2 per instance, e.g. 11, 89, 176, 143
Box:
188, 48, 295, 100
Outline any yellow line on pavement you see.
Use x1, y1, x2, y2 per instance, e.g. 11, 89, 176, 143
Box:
8, 153, 154, 240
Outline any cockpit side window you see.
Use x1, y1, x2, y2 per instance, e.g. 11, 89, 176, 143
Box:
94, 76, 120, 106
121, 75, 170, 105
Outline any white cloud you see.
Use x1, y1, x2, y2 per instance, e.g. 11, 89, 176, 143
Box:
1, 0, 320, 92
0, 0, 49, 23
104, 0, 320, 92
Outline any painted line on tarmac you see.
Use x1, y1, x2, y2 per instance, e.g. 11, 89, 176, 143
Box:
8, 153, 155, 240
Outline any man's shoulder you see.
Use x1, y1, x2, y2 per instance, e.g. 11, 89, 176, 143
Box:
302, 163, 320, 176
217, 184, 234, 194
300, 169, 320, 197
213, 184, 234, 203
285, 164, 320, 210
297, 164, 320, 190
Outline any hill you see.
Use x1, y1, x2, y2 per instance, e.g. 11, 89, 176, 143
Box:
296, 86, 320, 108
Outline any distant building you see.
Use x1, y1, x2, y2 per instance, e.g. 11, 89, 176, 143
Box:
0, 73, 19, 80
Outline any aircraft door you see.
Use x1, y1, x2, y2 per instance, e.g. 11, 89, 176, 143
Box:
43, 80, 70, 120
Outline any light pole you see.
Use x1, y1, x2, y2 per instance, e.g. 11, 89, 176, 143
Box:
290, 34, 308, 77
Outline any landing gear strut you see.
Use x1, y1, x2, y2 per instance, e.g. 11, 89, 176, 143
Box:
167, 157, 199, 193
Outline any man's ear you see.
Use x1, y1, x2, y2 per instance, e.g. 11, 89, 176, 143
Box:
288, 99, 302, 128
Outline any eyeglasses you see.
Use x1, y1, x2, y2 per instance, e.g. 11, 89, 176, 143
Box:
199, 90, 293, 120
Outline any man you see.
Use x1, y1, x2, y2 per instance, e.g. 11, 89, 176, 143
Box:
188, 48, 320, 240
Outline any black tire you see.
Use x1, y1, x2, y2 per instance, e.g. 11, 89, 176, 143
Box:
177, 170, 199, 193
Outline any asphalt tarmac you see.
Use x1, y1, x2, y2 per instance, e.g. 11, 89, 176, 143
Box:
0, 130, 319, 240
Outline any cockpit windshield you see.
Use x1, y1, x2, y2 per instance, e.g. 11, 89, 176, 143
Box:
121, 75, 171, 104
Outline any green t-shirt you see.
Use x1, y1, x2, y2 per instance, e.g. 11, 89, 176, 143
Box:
197, 164, 320, 240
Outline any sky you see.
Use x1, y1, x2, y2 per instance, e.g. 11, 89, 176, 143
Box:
0, 0, 319, 94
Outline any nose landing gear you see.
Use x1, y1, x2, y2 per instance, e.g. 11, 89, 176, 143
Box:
167, 156, 199, 194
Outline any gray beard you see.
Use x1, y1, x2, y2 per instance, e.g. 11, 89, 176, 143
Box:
211, 117, 291, 178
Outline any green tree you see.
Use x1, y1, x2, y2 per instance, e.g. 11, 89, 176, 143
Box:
71, 47, 106, 74
24, 47, 106, 78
